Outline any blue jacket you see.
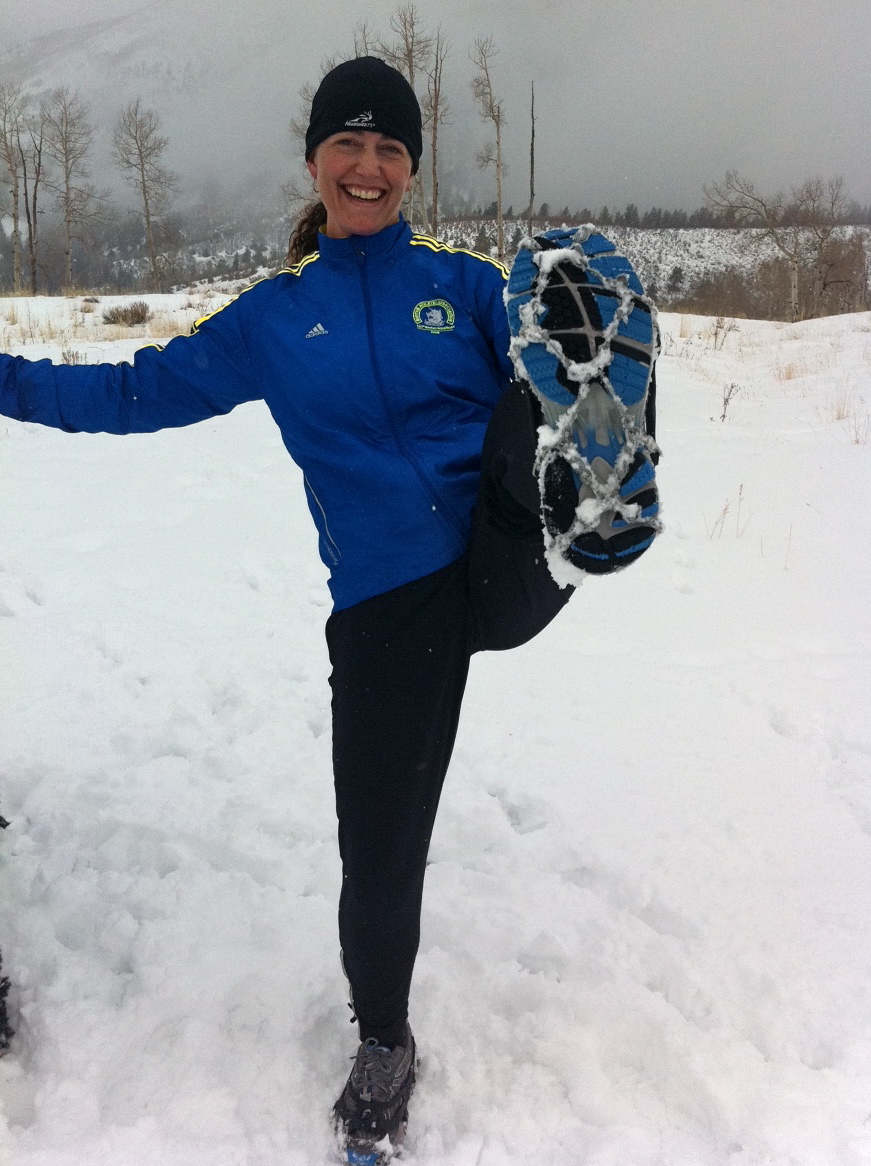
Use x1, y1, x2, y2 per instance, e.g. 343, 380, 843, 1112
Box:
0, 218, 513, 610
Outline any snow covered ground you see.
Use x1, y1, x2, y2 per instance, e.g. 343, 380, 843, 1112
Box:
1, 299, 870, 1165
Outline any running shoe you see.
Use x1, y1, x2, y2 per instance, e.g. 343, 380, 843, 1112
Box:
333, 1025, 416, 1165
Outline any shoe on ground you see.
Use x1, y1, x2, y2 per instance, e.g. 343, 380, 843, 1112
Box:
505, 225, 661, 577
333, 1025, 416, 1165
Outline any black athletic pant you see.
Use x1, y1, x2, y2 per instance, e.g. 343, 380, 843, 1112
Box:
325, 384, 572, 1047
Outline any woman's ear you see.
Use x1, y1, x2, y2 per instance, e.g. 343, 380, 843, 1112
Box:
306, 157, 318, 184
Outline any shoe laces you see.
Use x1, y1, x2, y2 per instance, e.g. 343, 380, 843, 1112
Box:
352, 1039, 405, 1104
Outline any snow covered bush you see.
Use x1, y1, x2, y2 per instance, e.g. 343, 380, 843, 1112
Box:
101, 300, 151, 326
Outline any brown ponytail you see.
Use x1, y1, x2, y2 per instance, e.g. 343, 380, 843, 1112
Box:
286, 201, 328, 265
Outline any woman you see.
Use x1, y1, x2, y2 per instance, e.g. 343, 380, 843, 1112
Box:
0, 57, 659, 1165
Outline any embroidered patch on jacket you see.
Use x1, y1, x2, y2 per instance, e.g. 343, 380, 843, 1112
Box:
413, 299, 456, 333
345, 111, 374, 127
305, 322, 328, 338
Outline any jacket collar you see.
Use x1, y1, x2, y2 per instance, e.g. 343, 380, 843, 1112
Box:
316, 215, 411, 266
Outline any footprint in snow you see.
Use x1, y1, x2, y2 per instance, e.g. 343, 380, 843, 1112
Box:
0, 570, 44, 616
560, 864, 700, 940
489, 788, 550, 835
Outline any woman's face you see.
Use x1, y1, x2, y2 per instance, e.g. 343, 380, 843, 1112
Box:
307, 131, 414, 239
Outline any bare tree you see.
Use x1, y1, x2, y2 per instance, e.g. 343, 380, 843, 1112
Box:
471, 36, 506, 260
380, 4, 431, 88
793, 175, 851, 317
18, 106, 48, 295
525, 81, 536, 236
423, 26, 449, 236
705, 171, 852, 321
112, 98, 177, 292
379, 4, 433, 231
43, 87, 106, 289
0, 84, 26, 292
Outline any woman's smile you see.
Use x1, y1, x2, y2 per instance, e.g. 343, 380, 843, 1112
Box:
307, 130, 413, 239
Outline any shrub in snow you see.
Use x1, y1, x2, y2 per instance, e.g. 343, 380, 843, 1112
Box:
102, 301, 151, 326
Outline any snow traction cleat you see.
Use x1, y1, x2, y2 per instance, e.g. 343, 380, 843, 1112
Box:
334, 1026, 416, 1165
505, 225, 661, 578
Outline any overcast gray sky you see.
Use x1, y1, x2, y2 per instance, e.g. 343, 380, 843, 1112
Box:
2, 0, 869, 213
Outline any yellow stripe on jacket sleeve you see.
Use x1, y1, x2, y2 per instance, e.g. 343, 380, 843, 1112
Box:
191, 253, 320, 332
409, 233, 508, 277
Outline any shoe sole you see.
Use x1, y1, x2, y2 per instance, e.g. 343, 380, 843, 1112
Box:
505, 227, 661, 569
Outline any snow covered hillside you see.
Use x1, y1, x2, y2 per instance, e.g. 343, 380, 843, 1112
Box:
439, 221, 871, 304
1, 299, 870, 1165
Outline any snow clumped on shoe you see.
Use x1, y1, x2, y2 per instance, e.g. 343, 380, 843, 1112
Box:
333, 1025, 416, 1165
505, 225, 661, 582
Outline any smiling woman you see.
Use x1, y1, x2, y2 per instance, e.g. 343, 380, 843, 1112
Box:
307, 132, 414, 239
276, 72, 657, 1166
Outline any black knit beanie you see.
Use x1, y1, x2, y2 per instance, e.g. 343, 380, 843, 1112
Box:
305, 57, 422, 174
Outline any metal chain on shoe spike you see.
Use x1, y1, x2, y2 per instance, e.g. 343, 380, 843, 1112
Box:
508, 225, 662, 566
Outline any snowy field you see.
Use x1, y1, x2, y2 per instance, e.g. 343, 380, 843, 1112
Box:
1, 299, 870, 1165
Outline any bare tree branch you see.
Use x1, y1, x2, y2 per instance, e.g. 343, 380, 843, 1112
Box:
471, 35, 506, 259
379, 5, 434, 232
43, 87, 108, 288
112, 97, 178, 292
705, 171, 855, 319
0, 83, 26, 292
423, 26, 449, 235
379, 4, 432, 93
18, 107, 48, 295
352, 19, 379, 57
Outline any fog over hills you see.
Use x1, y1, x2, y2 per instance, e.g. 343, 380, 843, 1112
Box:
2, 0, 870, 217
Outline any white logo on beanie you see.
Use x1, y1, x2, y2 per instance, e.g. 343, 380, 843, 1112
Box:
345, 110, 375, 127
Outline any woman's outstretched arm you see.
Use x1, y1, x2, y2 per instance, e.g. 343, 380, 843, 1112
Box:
0, 298, 261, 435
